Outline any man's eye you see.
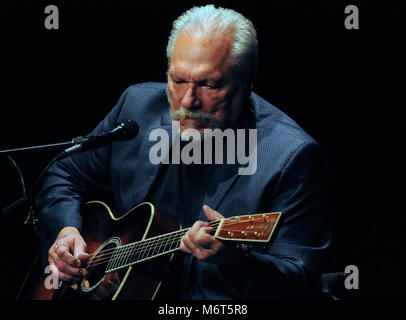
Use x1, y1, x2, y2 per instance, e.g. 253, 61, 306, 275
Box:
202, 83, 220, 89
206, 85, 221, 90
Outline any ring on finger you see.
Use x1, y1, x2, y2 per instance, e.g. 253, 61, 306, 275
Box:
54, 243, 68, 254
54, 244, 61, 254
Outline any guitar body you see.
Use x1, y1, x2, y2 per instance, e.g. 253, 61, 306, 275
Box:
18, 201, 181, 300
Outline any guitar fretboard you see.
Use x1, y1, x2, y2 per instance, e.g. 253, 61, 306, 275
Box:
105, 221, 218, 273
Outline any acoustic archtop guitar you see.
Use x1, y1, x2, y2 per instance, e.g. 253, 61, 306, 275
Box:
18, 200, 281, 300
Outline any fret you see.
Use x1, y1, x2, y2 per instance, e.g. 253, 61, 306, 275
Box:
117, 246, 127, 266
145, 239, 155, 260
118, 246, 126, 268
150, 238, 160, 257
106, 246, 120, 271
105, 249, 114, 271
132, 242, 143, 263
105, 228, 199, 273
139, 238, 149, 261
122, 243, 132, 267
127, 243, 137, 265
162, 235, 170, 253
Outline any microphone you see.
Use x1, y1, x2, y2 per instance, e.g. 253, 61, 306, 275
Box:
57, 119, 139, 159
2, 120, 139, 217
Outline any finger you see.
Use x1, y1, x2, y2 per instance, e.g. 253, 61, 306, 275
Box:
55, 243, 74, 263
73, 251, 89, 267
55, 256, 87, 278
179, 239, 191, 254
51, 242, 67, 260
187, 222, 213, 247
75, 251, 89, 261
49, 263, 59, 276
181, 229, 215, 259
181, 232, 200, 253
195, 227, 215, 248
57, 271, 81, 284
188, 220, 209, 239
181, 232, 207, 258
52, 249, 88, 279
203, 205, 224, 221
195, 221, 225, 254
50, 263, 81, 284
73, 237, 89, 263
54, 235, 88, 266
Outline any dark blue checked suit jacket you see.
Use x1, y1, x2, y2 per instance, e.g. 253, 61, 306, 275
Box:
35, 82, 331, 299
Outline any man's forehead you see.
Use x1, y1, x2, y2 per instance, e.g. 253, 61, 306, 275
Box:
169, 30, 232, 75
169, 67, 223, 82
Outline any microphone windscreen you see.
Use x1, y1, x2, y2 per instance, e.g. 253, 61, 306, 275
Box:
118, 119, 139, 140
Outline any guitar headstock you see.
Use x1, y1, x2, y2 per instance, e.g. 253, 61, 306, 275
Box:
214, 212, 281, 242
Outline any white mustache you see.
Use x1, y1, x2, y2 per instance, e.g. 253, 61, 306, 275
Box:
171, 108, 214, 123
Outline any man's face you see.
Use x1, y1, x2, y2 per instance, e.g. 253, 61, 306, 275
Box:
167, 30, 247, 134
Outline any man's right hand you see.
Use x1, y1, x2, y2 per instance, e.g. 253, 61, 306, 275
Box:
49, 226, 89, 288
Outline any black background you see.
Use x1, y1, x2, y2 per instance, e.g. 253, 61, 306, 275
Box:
0, 0, 404, 303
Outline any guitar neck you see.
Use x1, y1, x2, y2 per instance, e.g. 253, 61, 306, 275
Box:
105, 221, 219, 273
102, 211, 281, 273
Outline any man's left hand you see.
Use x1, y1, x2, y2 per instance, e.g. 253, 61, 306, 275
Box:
180, 205, 240, 264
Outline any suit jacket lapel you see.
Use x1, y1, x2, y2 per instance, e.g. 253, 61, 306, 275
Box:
130, 116, 174, 207
198, 122, 256, 220
198, 162, 240, 221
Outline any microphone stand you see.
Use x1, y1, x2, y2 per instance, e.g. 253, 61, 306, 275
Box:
0, 140, 79, 155
0, 137, 85, 223
1, 119, 138, 224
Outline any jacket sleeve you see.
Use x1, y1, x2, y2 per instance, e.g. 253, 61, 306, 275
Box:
34, 88, 130, 266
220, 141, 332, 299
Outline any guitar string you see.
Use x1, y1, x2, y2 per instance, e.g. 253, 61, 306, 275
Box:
83, 218, 243, 261
83, 216, 262, 266
86, 233, 185, 270
85, 221, 221, 270
83, 217, 270, 270
85, 220, 218, 261
84, 217, 265, 261
84, 217, 271, 270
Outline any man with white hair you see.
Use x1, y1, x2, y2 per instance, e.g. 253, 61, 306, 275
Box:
34, 5, 331, 299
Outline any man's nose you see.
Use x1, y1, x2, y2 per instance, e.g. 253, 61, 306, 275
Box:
181, 85, 201, 109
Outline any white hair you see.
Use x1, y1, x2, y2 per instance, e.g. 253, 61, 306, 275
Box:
166, 5, 258, 82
